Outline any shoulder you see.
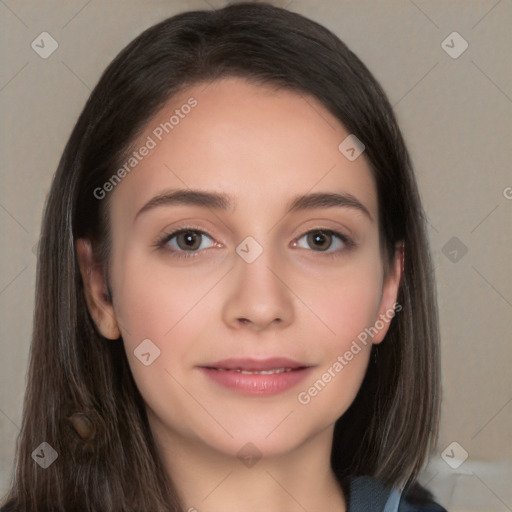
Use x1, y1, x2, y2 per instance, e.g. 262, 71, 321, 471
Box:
344, 476, 448, 512
399, 480, 448, 512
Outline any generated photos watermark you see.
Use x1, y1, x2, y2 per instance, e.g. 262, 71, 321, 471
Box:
297, 302, 402, 405
93, 97, 198, 200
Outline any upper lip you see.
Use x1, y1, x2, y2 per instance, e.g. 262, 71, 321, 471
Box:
201, 357, 309, 371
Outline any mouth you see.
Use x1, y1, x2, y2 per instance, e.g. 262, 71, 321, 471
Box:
198, 357, 313, 395
218, 367, 296, 374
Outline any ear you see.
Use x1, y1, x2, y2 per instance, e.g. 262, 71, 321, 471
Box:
75, 238, 120, 340
372, 242, 404, 344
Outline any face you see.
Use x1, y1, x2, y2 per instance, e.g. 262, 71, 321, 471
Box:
79, 77, 401, 461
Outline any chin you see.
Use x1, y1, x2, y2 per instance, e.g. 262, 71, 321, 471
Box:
193, 411, 332, 461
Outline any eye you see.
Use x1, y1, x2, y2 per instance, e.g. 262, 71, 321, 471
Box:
156, 228, 216, 258
154, 226, 354, 260
294, 229, 352, 254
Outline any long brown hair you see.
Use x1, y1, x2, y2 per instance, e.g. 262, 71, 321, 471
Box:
1, 2, 440, 510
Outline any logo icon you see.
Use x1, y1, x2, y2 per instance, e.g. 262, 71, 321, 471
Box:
237, 442, 262, 468
441, 441, 469, 469
134, 338, 161, 366
441, 32, 468, 59
31, 442, 58, 469
236, 236, 263, 263
442, 236, 468, 263
338, 134, 365, 161
31, 32, 59, 59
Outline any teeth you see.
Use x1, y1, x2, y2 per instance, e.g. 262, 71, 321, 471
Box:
230, 368, 293, 374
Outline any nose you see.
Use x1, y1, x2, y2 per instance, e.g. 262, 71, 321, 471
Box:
221, 242, 295, 332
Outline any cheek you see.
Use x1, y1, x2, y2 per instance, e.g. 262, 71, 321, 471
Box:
293, 257, 383, 416
300, 254, 384, 350
109, 261, 207, 427
109, 250, 219, 387
111, 245, 216, 341
295, 288, 378, 422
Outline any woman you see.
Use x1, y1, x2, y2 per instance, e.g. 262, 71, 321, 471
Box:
1, 3, 446, 511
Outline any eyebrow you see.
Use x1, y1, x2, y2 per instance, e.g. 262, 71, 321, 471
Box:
135, 188, 372, 221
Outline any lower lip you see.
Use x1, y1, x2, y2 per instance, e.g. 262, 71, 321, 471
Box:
199, 367, 312, 396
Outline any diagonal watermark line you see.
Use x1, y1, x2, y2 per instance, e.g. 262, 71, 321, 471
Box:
471, 60, 512, 105
472, 0, 502, 29
393, 62, 439, 108
266, 164, 336, 234
0, 62, 29, 92
472, 471, 512, 511
202, 0, 217, 10
62, 0, 91, 29
202, 470, 233, 501
470, 204, 499, 233
61, 60, 91, 91
265, 470, 310, 512
265, 266, 336, 335
0, 265, 28, 296
97, 299, 132, 337
200, 76, 217, 93
0, 406, 21, 431
471, 266, 512, 308
426, 214, 439, 233
471, 396, 512, 439
409, 0, 439, 29
163, 164, 234, 235
301, 95, 336, 131
421, 471, 439, 489
163, 266, 234, 336
0, 201, 29, 232
164, 368, 234, 438
266, 409, 294, 438
0, 0, 29, 28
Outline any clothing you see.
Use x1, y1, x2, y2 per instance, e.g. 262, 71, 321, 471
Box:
345, 476, 448, 512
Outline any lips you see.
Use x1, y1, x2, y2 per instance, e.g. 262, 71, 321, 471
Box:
204, 357, 307, 372
198, 357, 313, 395
223, 368, 293, 375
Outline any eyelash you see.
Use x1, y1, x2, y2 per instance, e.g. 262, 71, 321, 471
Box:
153, 226, 355, 260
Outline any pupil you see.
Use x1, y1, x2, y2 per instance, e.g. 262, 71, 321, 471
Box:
180, 231, 200, 250
309, 231, 331, 251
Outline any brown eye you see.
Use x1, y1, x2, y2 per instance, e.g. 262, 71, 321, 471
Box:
294, 229, 351, 255
307, 230, 333, 251
161, 229, 215, 254
175, 230, 203, 250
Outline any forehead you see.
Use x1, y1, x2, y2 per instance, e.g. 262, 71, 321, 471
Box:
110, 76, 377, 224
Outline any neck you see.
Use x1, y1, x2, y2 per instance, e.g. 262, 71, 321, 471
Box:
148, 412, 346, 512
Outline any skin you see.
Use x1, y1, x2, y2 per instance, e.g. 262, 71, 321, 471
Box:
77, 77, 402, 512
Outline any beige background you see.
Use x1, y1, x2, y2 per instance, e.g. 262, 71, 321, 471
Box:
1, 1, 511, 511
